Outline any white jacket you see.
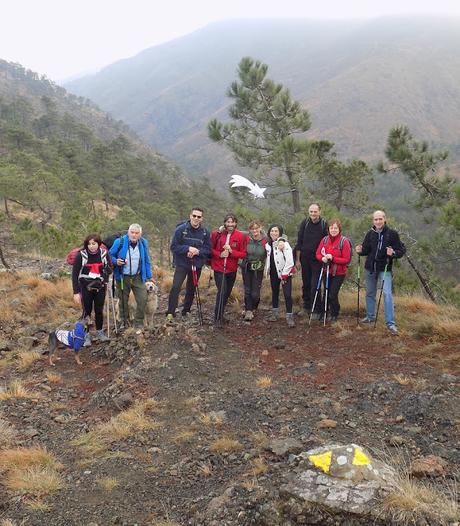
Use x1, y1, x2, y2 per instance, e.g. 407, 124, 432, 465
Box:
264, 238, 295, 280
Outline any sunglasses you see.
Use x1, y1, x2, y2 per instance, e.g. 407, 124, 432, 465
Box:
191, 214, 203, 219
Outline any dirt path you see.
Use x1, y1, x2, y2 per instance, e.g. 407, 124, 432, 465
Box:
0, 307, 459, 525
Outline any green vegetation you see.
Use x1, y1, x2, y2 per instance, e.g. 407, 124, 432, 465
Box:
0, 60, 226, 261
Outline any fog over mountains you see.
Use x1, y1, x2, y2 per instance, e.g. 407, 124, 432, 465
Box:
65, 16, 460, 179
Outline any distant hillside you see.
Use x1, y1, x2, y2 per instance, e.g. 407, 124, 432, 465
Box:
65, 16, 460, 180
0, 60, 226, 256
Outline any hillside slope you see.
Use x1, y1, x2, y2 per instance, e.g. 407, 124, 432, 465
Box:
65, 16, 460, 178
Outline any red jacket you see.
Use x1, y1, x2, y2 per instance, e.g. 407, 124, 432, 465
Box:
316, 234, 351, 276
211, 228, 247, 273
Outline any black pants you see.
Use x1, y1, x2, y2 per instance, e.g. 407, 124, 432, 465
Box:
81, 285, 106, 330
326, 274, 345, 318
241, 267, 264, 311
214, 271, 237, 321
167, 266, 201, 316
301, 256, 323, 312
269, 267, 293, 313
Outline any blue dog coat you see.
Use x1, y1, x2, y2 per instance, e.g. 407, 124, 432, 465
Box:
55, 322, 85, 352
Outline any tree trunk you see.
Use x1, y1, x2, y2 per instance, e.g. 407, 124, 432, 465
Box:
4, 197, 9, 217
286, 169, 300, 213
405, 253, 437, 303
0, 243, 10, 269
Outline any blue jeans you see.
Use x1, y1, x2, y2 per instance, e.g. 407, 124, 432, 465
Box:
364, 269, 395, 326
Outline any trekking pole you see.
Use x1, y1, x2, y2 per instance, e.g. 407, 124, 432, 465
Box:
108, 278, 118, 334
309, 265, 325, 326
191, 263, 203, 326
356, 255, 361, 325
106, 288, 110, 338
323, 262, 330, 327
215, 233, 230, 327
374, 258, 389, 329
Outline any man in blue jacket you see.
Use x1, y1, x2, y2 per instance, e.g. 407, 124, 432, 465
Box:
166, 208, 211, 320
109, 223, 152, 331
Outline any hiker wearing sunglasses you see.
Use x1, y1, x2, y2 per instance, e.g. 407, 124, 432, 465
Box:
166, 208, 211, 321
355, 210, 406, 335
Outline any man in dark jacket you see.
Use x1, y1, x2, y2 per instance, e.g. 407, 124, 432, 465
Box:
166, 208, 211, 320
356, 210, 406, 334
295, 203, 328, 318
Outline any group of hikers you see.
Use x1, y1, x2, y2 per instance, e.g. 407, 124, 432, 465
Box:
71, 203, 406, 344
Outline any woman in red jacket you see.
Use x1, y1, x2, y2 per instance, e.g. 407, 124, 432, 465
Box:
211, 214, 247, 324
315, 219, 351, 322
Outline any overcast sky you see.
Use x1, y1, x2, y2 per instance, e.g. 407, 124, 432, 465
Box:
2, 0, 460, 81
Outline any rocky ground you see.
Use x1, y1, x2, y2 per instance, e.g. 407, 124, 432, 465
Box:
0, 266, 459, 525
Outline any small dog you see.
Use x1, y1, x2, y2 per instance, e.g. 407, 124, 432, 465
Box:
144, 281, 159, 327
48, 321, 86, 366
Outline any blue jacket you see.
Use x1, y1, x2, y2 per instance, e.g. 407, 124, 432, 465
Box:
109, 235, 152, 283
171, 221, 211, 269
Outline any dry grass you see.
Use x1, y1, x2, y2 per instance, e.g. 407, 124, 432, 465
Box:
250, 456, 268, 475
250, 431, 270, 449
173, 430, 196, 443
0, 417, 18, 448
209, 437, 243, 453
161, 275, 174, 294
17, 350, 42, 370
96, 477, 119, 491
380, 477, 459, 525
393, 374, 411, 386
25, 498, 51, 511
4, 467, 64, 496
198, 412, 224, 427
256, 376, 272, 388
397, 295, 442, 316
197, 462, 212, 476
0, 447, 63, 471
46, 372, 62, 384
0, 380, 41, 400
72, 399, 161, 456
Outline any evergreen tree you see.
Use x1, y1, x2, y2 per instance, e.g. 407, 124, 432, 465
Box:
208, 57, 312, 214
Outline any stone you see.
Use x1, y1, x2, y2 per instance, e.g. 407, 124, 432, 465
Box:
411, 455, 448, 478
266, 438, 303, 456
18, 336, 38, 349
0, 339, 11, 352
113, 392, 134, 409
318, 419, 337, 429
24, 427, 40, 438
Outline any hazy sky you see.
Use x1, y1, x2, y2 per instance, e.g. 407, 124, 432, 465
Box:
2, 0, 460, 81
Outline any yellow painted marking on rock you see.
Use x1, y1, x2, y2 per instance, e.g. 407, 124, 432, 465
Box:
352, 447, 370, 466
309, 451, 332, 473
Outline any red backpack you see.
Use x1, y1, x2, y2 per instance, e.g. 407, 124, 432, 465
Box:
66, 244, 107, 265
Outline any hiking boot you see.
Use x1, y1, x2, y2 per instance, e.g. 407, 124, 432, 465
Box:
244, 310, 254, 321
181, 311, 191, 320
83, 333, 92, 347
95, 329, 109, 342
360, 316, 375, 324
330, 316, 338, 324
286, 313, 295, 328
310, 312, 321, 321
297, 308, 308, 317
267, 308, 279, 322
388, 324, 399, 335
166, 313, 174, 323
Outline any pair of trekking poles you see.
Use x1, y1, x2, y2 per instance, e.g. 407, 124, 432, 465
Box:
309, 256, 389, 328
309, 261, 331, 327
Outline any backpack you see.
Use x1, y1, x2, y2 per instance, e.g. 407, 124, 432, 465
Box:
321, 235, 352, 267
66, 243, 108, 266
102, 231, 128, 251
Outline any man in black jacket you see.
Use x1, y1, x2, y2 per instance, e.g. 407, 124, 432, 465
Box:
295, 203, 328, 318
356, 210, 405, 334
